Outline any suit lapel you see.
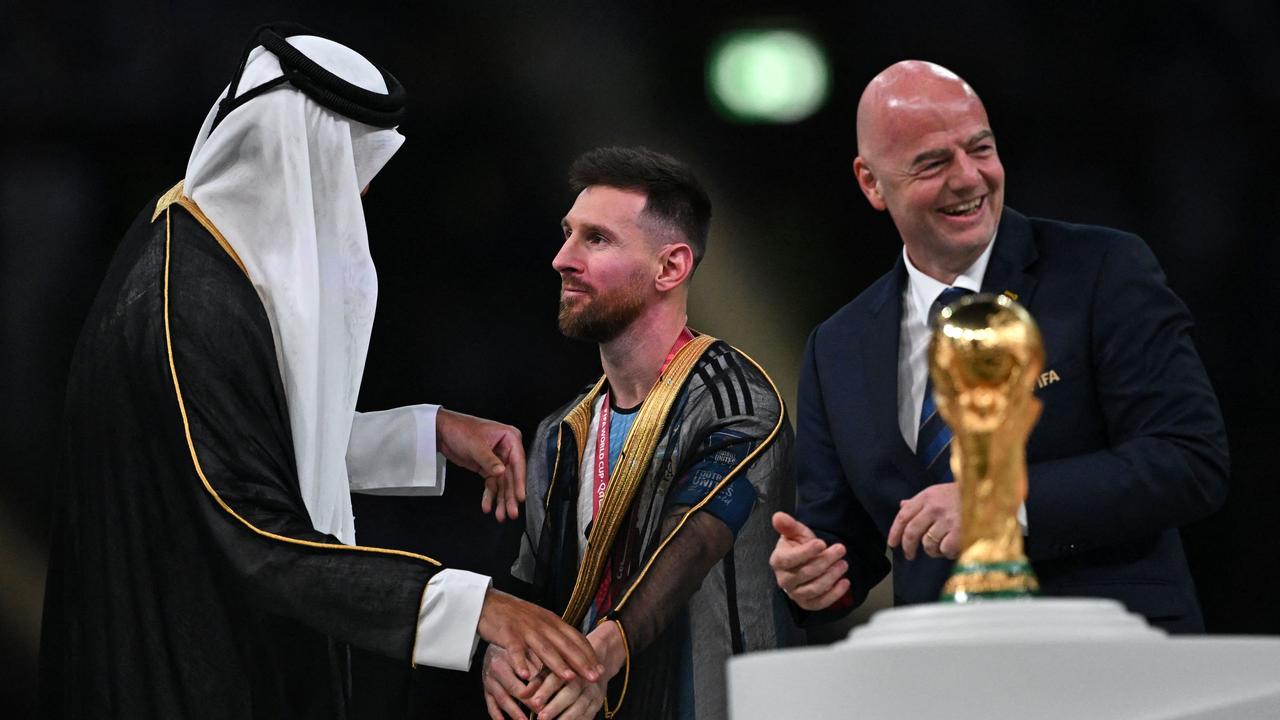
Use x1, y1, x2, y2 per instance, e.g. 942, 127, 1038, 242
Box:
982, 208, 1040, 307
859, 257, 936, 493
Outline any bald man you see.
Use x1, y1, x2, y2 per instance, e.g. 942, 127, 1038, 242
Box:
770, 60, 1228, 632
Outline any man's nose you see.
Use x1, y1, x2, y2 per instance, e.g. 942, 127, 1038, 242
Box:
947, 152, 982, 190
552, 236, 580, 274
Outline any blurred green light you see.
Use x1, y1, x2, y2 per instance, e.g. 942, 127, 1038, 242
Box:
708, 29, 829, 124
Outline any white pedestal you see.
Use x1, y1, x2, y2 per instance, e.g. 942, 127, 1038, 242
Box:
728, 599, 1280, 719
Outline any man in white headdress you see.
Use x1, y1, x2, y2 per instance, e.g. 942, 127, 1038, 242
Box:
38, 24, 600, 719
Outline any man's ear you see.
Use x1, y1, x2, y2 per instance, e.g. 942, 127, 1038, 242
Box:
655, 243, 694, 292
853, 156, 886, 211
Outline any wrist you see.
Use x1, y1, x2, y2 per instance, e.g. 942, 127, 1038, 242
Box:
434, 407, 451, 449
476, 588, 501, 642
589, 619, 627, 677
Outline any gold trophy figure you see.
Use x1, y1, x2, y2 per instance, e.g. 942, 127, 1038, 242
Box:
931, 293, 1043, 602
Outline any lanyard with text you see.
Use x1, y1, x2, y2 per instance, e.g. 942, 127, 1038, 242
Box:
592, 327, 694, 612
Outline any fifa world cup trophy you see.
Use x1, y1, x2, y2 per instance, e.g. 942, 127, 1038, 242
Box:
931, 294, 1043, 601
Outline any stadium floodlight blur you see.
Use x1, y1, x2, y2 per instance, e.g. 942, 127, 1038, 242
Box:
707, 29, 829, 123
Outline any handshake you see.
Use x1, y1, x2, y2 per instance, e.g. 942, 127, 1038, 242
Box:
478, 593, 624, 720
437, 410, 621, 718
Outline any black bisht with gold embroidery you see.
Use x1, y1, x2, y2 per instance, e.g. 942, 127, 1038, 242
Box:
39, 190, 442, 719
39, 24, 437, 719
515, 338, 798, 719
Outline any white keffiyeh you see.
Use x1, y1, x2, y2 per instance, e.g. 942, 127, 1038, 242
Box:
184, 35, 410, 545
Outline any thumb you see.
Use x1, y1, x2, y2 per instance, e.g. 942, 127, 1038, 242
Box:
772, 511, 815, 541
472, 443, 506, 478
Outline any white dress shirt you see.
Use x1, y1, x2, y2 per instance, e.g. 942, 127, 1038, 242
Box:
895, 238, 1028, 532
896, 245, 993, 449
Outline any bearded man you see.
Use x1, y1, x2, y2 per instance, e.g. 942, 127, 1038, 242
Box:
481, 147, 796, 720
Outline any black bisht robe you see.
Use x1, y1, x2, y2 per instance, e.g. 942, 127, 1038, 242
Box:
517, 339, 797, 719
39, 192, 443, 719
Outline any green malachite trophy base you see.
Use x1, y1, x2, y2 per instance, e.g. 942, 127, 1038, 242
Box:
940, 559, 1040, 603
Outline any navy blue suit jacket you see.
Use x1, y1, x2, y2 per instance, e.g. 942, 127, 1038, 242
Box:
795, 208, 1229, 632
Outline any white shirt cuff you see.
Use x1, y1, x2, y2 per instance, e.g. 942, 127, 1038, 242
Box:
411, 404, 447, 494
348, 404, 447, 496
1018, 501, 1028, 535
412, 569, 491, 671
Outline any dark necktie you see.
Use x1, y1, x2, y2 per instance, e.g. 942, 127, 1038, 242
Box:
916, 287, 973, 483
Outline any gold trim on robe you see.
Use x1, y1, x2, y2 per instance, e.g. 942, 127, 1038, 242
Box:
560, 334, 717, 628
160, 193, 442, 569
610, 345, 785, 613
154, 180, 249, 277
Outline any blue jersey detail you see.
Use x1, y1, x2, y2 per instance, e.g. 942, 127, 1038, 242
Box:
669, 431, 758, 536
608, 409, 637, 474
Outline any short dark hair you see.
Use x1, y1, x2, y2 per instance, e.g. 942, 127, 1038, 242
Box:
569, 146, 712, 267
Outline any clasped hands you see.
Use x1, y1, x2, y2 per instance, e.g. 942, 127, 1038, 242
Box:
483, 619, 624, 720
439, 410, 617, 717
769, 484, 959, 611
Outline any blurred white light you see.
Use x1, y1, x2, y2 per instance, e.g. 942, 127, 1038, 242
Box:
708, 29, 830, 123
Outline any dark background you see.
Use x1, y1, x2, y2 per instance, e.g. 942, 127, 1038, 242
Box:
3, 1, 1278, 717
